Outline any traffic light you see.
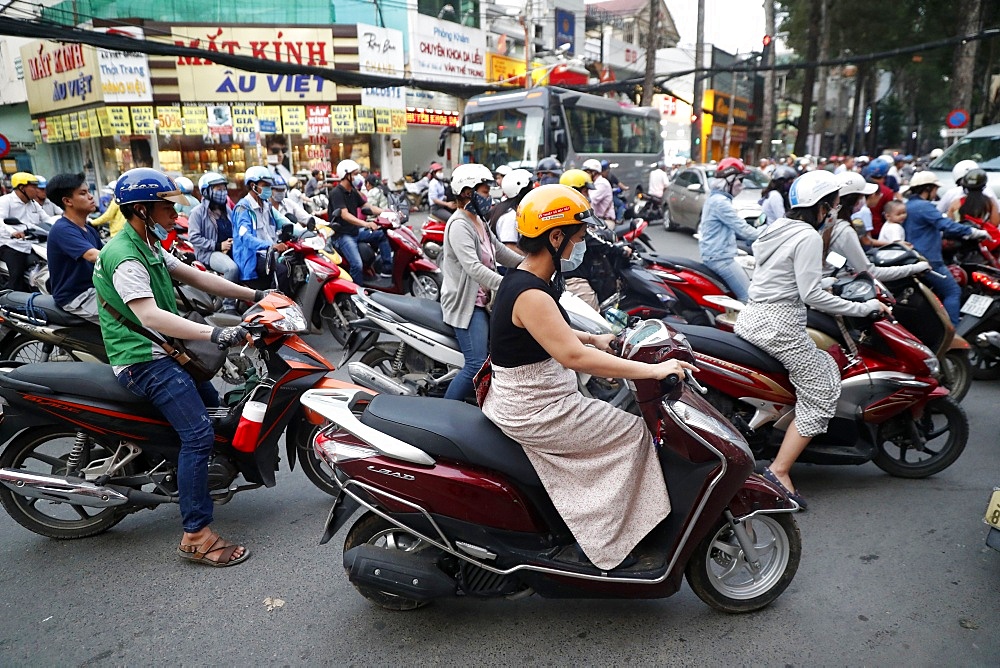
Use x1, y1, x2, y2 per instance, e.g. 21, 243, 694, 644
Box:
762, 35, 772, 48
762, 34, 773, 62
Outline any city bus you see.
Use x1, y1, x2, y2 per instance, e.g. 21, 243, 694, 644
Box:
459, 86, 663, 190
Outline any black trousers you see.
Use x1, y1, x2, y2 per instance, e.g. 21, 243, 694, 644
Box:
0, 246, 30, 292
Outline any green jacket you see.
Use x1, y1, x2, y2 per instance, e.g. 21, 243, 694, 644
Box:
93, 223, 178, 367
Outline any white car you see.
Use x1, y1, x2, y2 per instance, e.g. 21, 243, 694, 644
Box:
928, 123, 1000, 197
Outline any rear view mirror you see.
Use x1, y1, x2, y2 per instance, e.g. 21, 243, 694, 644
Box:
686, 183, 703, 193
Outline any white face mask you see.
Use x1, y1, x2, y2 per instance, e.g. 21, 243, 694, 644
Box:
560, 239, 587, 272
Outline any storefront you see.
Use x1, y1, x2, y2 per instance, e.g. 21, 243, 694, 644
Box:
700, 89, 751, 163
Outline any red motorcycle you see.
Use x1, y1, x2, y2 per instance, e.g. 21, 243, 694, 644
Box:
672, 273, 968, 478
638, 251, 739, 325
418, 211, 448, 262
302, 318, 801, 613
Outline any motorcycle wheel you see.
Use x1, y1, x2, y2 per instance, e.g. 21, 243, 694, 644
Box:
873, 395, 968, 478
0, 427, 129, 539
941, 350, 972, 402
408, 271, 443, 302
968, 346, 1000, 380
289, 418, 340, 497
685, 513, 801, 614
324, 293, 361, 347
343, 512, 435, 611
1, 333, 65, 363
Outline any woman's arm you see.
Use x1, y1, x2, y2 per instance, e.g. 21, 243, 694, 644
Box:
445, 216, 504, 291
492, 231, 524, 267
793, 234, 879, 316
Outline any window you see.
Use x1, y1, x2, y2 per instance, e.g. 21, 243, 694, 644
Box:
565, 106, 661, 155
623, 20, 636, 44
418, 0, 481, 28
931, 135, 1000, 171
461, 108, 545, 170
673, 170, 697, 187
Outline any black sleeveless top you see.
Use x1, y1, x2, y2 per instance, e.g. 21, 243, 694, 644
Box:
490, 268, 570, 367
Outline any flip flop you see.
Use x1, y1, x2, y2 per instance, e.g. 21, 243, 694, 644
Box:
178, 531, 251, 568
762, 467, 809, 511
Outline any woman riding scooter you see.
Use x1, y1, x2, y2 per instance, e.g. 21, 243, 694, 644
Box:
734, 170, 892, 509
760, 165, 796, 225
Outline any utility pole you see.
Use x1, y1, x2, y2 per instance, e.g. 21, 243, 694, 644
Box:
689, 0, 705, 162
760, 0, 776, 157
640, 0, 659, 106
814, 0, 831, 155
521, 0, 532, 89
723, 65, 738, 157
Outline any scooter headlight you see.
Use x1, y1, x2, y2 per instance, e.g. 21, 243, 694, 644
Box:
924, 355, 941, 377
272, 305, 308, 332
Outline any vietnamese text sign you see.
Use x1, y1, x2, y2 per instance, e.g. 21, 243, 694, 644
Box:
170, 26, 337, 103
357, 23, 405, 110
282, 106, 307, 135
87, 108, 100, 137
63, 114, 75, 141
307, 105, 331, 135
95, 27, 153, 103
48, 116, 64, 142
330, 105, 355, 134
106, 106, 132, 135
232, 105, 257, 135
374, 108, 392, 134
409, 14, 486, 84
20, 41, 103, 115
183, 106, 208, 135
77, 110, 91, 138
355, 106, 375, 134
208, 105, 233, 135
405, 109, 460, 127
96, 107, 112, 136
157, 106, 183, 135
130, 106, 155, 134
257, 105, 282, 133
31, 119, 41, 144
391, 109, 407, 134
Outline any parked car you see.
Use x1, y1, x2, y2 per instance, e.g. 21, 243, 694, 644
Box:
664, 165, 767, 231
928, 123, 1000, 197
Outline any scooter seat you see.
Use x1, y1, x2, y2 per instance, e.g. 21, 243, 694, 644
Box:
805, 309, 846, 346
0, 291, 89, 327
360, 394, 569, 536
0, 362, 146, 403
368, 291, 455, 339
643, 254, 728, 290
670, 322, 787, 374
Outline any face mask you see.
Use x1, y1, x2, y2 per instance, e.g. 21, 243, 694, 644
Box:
353, 175, 365, 189
209, 189, 228, 206
560, 239, 587, 272
147, 220, 169, 241
259, 185, 272, 201
272, 190, 286, 203
434, 171, 443, 179
472, 192, 493, 216
729, 179, 745, 197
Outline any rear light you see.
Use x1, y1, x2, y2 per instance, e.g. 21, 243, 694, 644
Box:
972, 271, 1000, 293
306, 257, 335, 281
314, 428, 377, 464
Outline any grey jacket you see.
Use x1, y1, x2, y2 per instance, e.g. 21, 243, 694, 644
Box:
187, 200, 219, 266
826, 219, 919, 282
440, 209, 522, 329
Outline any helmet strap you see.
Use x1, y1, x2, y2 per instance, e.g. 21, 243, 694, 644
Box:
545, 231, 573, 295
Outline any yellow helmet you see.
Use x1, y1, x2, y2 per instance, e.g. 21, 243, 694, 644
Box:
517, 184, 602, 238
11, 172, 39, 188
558, 169, 595, 191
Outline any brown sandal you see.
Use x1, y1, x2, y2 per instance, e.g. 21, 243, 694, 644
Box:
178, 531, 251, 568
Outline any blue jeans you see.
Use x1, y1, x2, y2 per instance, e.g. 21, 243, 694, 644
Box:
117, 357, 220, 533
335, 229, 393, 281
444, 307, 489, 401
704, 257, 751, 303
209, 251, 240, 309
925, 262, 962, 325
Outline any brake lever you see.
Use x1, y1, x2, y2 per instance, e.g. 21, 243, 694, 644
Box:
685, 368, 708, 395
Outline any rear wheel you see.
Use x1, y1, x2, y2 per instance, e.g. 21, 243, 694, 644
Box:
290, 418, 341, 497
0, 334, 57, 363
343, 512, 436, 611
873, 395, 968, 478
408, 271, 442, 301
968, 345, 1000, 380
941, 350, 972, 401
324, 294, 360, 347
685, 513, 801, 613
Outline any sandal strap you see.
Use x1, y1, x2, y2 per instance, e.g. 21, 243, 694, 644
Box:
180, 531, 244, 564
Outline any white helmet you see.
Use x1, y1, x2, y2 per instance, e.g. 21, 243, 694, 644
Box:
581, 158, 603, 173
494, 165, 513, 177
245, 165, 273, 184
908, 171, 941, 189
198, 172, 226, 197
788, 170, 841, 209
501, 169, 534, 199
174, 176, 194, 195
451, 163, 494, 194
837, 171, 877, 196
952, 159, 979, 183
930, 148, 944, 159
335, 159, 361, 181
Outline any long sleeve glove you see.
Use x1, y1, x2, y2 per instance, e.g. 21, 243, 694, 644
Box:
211, 325, 251, 348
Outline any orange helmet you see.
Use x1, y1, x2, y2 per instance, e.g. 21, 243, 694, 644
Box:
516, 184, 602, 238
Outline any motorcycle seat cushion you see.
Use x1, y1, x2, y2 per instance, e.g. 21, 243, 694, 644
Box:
805, 309, 846, 346
670, 322, 786, 374
368, 291, 455, 339
360, 394, 569, 535
0, 291, 89, 327
2, 362, 147, 403
644, 254, 728, 289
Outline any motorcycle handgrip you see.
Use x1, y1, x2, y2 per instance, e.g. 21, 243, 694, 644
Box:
660, 373, 680, 393
927, 270, 948, 280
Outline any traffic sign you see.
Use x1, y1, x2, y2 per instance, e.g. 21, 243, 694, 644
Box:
941, 128, 969, 138
946, 109, 969, 129
0, 133, 9, 159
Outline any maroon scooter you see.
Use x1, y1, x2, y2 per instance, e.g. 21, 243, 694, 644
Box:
301, 318, 801, 613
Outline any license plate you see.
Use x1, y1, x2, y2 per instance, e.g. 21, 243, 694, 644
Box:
960, 294, 994, 317
985, 489, 1000, 528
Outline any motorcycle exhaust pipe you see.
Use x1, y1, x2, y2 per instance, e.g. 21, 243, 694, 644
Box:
976, 331, 1000, 349
346, 362, 412, 396
0, 469, 130, 508
344, 543, 455, 601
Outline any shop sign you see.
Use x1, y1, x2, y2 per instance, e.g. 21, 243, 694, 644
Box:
362, 85, 405, 111
374, 108, 392, 134
95, 27, 153, 104
357, 23, 405, 110
405, 89, 460, 113
282, 106, 308, 135
709, 90, 750, 124
96, 108, 113, 136
307, 105, 331, 135
486, 53, 524, 86
355, 106, 375, 134
330, 105, 355, 135
390, 109, 407, 134
63, 114, 75, 141
170, 27, 337, 103
31, 120, 41, 144
257, 105, 283, 134
106, 106, 132, 135
47, 116, 64, 142
409, 14, 486, 84
21, 41, 104, 114
405, 108, 460, 127
208, 105, 233, 135
231, 105, 257, 135
77, 110, 91, 138
130, 106, 155, 134
180, 106, 207, 135
555, 9, 576, 55
87, 108, 101, 137
157, 106, 183, 135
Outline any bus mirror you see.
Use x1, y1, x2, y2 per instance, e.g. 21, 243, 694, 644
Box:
437, 126, 458, 157
553, 130, 567, 161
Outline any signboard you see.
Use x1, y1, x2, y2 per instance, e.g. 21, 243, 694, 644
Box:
408, 14, 486, 84
281, 106, 307, 135
183, 106, 208, 135
64, 114, 76, 140
405, 89, 460, 113
31, 121, 41, 144
257, 105, 282, 133
207, 105, 233, 135
555, 9, 576, 55
306, 105, 331, 135
486, 53, 526, 86
130, 106, 155, 134
231, 105, 257, 135
48, 116, 64, 142
96, 107, 113, 136
170, 27, 336, 103
374, 107, 392, 134
20, 41, 103, 114
95, 27, 153, 103
157, 106, 183, 135
355, 106, 375, 134
362, 85, 405, 110
107, 106, 133, 135
405, 109, 460, 127
87, 108, 101, 137
390, 109, 407, 134
330, 105, 355, 134
77, 110, 91, 138
941, 127, 969, 138
946, 108, 969, 129
0, 134, 10, 159
357, 23, 405, 110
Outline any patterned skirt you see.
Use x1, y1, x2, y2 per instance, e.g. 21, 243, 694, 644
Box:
734, 300, 841, 437
481, 357, 670, 570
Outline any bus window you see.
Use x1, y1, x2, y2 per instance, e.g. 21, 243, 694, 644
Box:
461, 108, 545, 170
565, 107, 661, 155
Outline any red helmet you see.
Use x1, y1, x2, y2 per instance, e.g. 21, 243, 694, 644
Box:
716, 157, 749, 180
429, 162, 443, 172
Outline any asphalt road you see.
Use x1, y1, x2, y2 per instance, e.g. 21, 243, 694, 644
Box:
0, 219, 997, 666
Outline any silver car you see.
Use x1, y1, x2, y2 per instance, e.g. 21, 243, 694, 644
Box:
664, 165, 767, 231
929, 123, 1000, 197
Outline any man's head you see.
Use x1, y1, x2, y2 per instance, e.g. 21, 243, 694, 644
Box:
244, 166, 274, 203
494, 164, 512, 188
34, 176, 50, 202
336, 159, 361, 191
270, 174, 288, 204
199, 172, 228, 207
114, 168, 187, 236
581, 159, 602, 181
600, 159, 612, 176
311, 169, 320, 179
47, 172, 95, 216
11, 172, 39, 203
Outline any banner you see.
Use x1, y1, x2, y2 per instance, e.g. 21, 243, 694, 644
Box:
357, 23, 405, 110
207, 105, 233, 135
77, 110, 91, 138
20, 41, 103, 115
306, 105, 331, 135
31, 119, 41, 144
408, 14, 486, 84
96, 107, 113, 136
231, 105, 257, 135
183, 106, 208, 135
257, 105, 282, 134
281, 106, 307, 135
390, 109, 408, 134
355, 106, 375, 134
106, 106, 132, 135
95, 27, 153, 103
87, 108, 101, 137
67, 114, 79, 141
48, 116, 64, 142
157, 106, 183, 135
374, 108, 391, 134
130, 106, 154, 134
330, 105, 355, 134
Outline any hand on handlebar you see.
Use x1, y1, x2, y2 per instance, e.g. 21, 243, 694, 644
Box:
652, 359, 699, 382
211, 325, 252, 349
967, 228, 991, 242
864, 298, 893, 319
589, 333, 616, 352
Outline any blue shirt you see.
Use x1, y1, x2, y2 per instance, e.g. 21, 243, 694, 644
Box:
698, 191, 761, 261
904, 197, 974, 264
48, 216, 103, 307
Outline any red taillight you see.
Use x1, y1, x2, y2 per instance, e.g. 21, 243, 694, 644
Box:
972, 271, 1000, 293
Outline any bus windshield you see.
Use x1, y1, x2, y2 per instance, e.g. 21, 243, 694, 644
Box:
564, 107, 662, 155
461, 108, 546, 170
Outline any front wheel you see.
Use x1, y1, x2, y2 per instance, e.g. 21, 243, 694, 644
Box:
408, 271, 443, 301
685, 513, 801, 613
324, 293, 360, 347
968, 345, 1000, 380
873, 395, 968, 478
290, 418, 341, 497
941, 350, 972, 402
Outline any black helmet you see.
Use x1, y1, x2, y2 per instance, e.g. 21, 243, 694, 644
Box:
536, 156, 563, 176
964, 168, 988, 191
772, 165, 797, 181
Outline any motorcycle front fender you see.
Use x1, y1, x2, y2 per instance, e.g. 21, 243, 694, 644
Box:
728, 474, 799, 518
409, 258, 440, 273
321, 277, 359, 304
949, 334, 971, 351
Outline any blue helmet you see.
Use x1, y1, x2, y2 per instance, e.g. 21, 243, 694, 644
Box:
35, 176, 48, 189
114, 168, 188, 206
861, 161, 889, 179
271, 173, 287, 188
